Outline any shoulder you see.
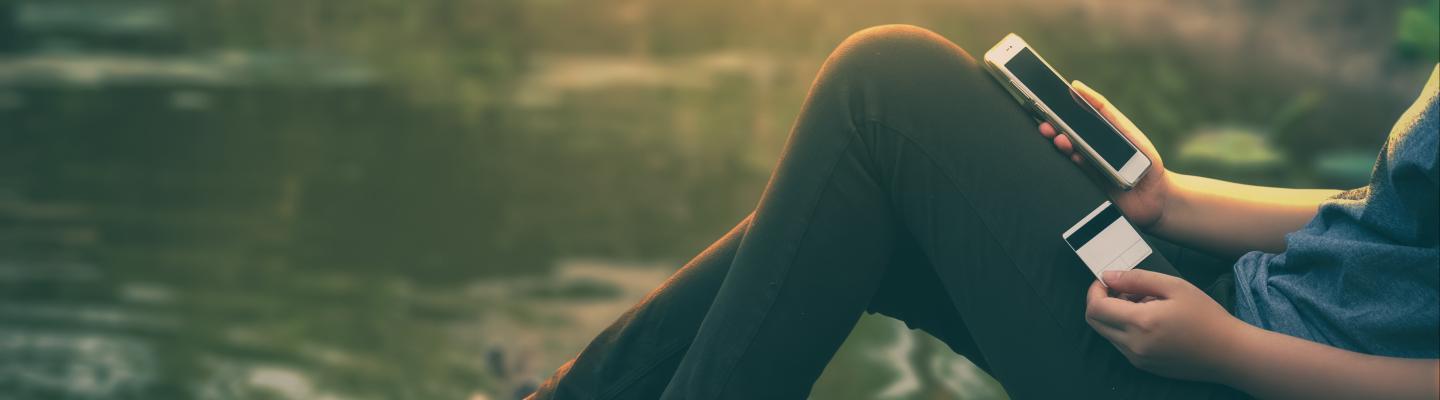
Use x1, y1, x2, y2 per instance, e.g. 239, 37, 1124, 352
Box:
1385, 65, 1438, 177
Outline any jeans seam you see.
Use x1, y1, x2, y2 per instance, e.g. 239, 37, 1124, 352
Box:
597, 340, 690, 400
865, 119, 1072, 334
706, 129, 859, 400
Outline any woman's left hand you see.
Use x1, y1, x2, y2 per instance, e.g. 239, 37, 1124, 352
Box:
1085, 269, 1250, 383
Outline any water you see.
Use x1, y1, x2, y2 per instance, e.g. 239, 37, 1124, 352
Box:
0, 255, 999, 399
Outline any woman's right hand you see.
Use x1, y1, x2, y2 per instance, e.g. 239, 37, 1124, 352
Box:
1038, 81, 1172, 230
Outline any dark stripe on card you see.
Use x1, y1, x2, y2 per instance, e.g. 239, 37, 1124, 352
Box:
1066, 203, 1121, 249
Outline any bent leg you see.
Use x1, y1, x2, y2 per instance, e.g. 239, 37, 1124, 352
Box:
530, 214, 984, 399
529, 216, 750, 400
661, 25, 1244, 400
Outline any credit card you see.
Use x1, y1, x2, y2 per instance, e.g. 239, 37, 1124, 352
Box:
1062, 201, 1151, 283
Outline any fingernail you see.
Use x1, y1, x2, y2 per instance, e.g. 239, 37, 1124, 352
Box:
1102, 270, 1122, 283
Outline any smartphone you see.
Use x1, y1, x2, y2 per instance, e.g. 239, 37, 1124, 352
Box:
983, 33, 1151, 189
1063, 201, 1151, 284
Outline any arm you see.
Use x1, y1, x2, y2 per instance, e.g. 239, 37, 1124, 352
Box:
1086, 270, 1440, 400
1039, 82, 1341, 258
1223, 321, 1440, 400
1154, 174, 1340, 258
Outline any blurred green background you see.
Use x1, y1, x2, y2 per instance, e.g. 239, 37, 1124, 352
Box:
0, 0, 1435, 399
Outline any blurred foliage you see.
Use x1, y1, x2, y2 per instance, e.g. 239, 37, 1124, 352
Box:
1177, 127, 1287, 185
1397, 0, 1440, 62
74, 0, 1421, 276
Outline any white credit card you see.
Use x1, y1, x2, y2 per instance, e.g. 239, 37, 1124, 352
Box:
1062, 201, 1151, 283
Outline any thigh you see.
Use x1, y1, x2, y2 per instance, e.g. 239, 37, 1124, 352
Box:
821, 26, 1245, 399
531, 211, 981, 400
866, 229, 990, 372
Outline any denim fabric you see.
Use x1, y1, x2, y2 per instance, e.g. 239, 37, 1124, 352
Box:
1233, 65, 1439, 358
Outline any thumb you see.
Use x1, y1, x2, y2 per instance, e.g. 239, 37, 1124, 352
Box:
1071, 80, 1132, 132
1071, 80, 1151, 154
1101, 269, 1181, 298
1070, 80, 1112, 115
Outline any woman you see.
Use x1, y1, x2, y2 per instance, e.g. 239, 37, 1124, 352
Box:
528, 25, 1439, 399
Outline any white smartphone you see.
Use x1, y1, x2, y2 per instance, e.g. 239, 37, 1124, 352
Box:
1063, 201, 1151, 284
983, 33, 1151, 189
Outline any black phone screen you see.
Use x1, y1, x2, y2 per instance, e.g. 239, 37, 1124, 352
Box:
1006, 48, 1136, 168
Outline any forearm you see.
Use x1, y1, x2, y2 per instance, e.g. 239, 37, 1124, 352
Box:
1221, 324, 1440, 400
1152, 173, 1340, 258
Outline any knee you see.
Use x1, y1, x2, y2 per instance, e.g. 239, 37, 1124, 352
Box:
839, 24, 955, 55
817, 25, 981, 100
824, 24, 975, 77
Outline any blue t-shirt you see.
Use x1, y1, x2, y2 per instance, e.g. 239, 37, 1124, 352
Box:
1232, 64, 1439, 358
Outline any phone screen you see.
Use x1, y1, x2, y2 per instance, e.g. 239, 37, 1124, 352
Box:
1006, 48, 1137, 168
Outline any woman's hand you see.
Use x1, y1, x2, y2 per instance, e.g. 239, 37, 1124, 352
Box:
1038, 81, 1171, 229
1084, 269, 1246, 383
1087, 271, 1440, 400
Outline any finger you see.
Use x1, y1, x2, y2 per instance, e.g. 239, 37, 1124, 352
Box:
1086, 280, 1140, 329
1086, 279, 1107, 303
1119, 293, 1147, 302
1039, 122, 1057, 138
1054, 133, 1074, 154
1071, 80, 1111, 114
1087, 294, 1141, 329
1087, 313, 1129, 341
1071, 153, 1083, 165
1101, 269, 1183, 298
1072, 80, 1138, 134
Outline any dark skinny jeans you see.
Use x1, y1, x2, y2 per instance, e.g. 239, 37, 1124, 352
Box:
529, 25, 1247, 400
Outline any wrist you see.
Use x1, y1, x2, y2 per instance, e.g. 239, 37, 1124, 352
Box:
1210, 318, 1263, 388
1150, 170, 1185, 234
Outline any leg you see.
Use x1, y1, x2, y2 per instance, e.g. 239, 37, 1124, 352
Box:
528, 224, 1224, 399
529, 215, 751, 400
530, 216, 988, 399
660, 25, 1243, 399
